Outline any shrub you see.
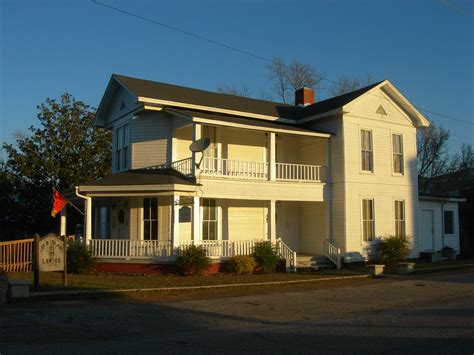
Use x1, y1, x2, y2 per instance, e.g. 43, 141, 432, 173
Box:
252, 241, 279, 272
229, 255, 256, 274
176, 245, 210, 275
374, 236, 410, 265
67, 240, 96, 274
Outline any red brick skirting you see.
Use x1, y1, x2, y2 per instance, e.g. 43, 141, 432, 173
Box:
94, 259, 286, 274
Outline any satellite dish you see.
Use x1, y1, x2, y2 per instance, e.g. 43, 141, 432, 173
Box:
189, 137, 211, 169
189, 137, 211, 153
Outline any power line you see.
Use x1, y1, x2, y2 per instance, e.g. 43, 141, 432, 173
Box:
91, 0, 473, 126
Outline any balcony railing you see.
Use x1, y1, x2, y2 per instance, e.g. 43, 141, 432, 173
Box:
149, 156, 327, 183
201, 157, 268, 180
276, 163, 326, 182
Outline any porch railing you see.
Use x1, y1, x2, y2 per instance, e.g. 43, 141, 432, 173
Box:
322, 239, 341, 269
90, 239, 173, 259
276, 163, 326, 182
276, 238, 297, 271
180, 240, 256, 258
201, 157, 268, 180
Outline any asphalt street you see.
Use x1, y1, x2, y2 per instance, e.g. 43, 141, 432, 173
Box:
0, 269, 473, 354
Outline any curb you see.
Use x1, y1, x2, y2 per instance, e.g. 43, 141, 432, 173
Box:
413, 263, 474, 274
30, 274, 370, 297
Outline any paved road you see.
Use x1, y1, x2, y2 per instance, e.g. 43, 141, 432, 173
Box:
1, 269, 473, 354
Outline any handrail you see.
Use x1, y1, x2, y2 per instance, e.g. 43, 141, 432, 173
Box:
276, 238, 297, 271
322, 239, 341, 269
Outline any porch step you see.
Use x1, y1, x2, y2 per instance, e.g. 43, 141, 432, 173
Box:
296, 254, 335, 271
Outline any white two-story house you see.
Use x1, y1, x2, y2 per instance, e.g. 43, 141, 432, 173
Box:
67, 74, 461, 270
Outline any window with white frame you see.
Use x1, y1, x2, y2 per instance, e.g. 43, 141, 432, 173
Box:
361, 130, 373, 172
143, 198, 158, 240
362, 199, 375, 241
392, 134, 404, 174
444, 210, 454, 235
202, 199, 217, 240
115, 124, 129, 171
394, 200, 406, 238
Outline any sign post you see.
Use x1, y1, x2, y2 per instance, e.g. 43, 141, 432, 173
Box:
33, 233, 67, 290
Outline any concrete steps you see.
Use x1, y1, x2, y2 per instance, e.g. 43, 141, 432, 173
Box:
296, 254, 335, 271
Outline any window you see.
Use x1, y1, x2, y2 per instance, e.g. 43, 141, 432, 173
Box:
362, 199, 375, 241
394, 200, 405, 238
202, 199, 217, 240
361, 130, 373, 172
392, 134, 404, 174
143, 198, 158, 240
115, 124, 129, 171
444, 210, 454, 235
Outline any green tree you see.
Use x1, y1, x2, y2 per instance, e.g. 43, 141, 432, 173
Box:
3, 93, 111, 233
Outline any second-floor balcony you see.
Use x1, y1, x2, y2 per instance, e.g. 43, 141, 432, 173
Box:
168, 156, 327, 183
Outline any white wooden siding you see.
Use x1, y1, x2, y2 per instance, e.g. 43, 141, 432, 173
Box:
299, 201, 327, 255
277, 202, 300, 251
306, 117, 346, 251
220, 127, 266, 162
131, 111, 173, 169
106, 87, 137, 124
221, 200, 267, 241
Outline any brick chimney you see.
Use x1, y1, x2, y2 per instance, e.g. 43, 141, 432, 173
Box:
294, 87, 314, 106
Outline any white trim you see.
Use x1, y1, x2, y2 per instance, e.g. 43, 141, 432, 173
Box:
138, 96, 296, 123
296, 108, 344, 124
391, 131, 404, 176
192, 116, 330, 138
78, 183, 197, 193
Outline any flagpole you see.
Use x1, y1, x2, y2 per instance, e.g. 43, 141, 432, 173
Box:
67, 200, 85, 216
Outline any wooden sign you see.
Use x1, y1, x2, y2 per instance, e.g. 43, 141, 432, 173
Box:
34, 234, 67, 289
38, 234, 64, 272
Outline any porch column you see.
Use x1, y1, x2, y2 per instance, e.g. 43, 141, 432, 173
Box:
269, 200, 276, 243
269, 132, 276, 181
60, 207, 67, 236
84, 197, 92, 244
192, 123, 202, 176
172, 195, 180, 249
192, 196, 201, 244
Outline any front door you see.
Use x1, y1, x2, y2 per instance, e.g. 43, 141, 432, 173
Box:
419, 210, 434, 251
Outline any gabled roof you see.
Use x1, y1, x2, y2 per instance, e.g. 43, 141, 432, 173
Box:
297, 81, 384, 120
95, 74, 430, 128
113, 74, 300, 120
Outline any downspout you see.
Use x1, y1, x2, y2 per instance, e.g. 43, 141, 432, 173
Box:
75, 186, 92, 244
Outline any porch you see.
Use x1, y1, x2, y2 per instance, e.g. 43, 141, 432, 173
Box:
170, 121, 329, 183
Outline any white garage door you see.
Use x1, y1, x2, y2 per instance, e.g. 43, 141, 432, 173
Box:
419, 210, 434, 251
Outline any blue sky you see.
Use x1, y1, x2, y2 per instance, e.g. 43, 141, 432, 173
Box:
1, 0, 472, 156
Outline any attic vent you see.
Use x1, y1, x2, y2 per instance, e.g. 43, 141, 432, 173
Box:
120, 100, 126, 110
376, 105, 387, 115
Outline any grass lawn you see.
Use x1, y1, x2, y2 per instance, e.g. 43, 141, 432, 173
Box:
6, 270, 362, 293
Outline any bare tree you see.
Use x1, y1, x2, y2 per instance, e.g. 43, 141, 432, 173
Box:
216, 84, 252, 98
266, 57, 325, 104
417, 122, 451, 193
329, 73, 376, 96
450, 143, 474, 172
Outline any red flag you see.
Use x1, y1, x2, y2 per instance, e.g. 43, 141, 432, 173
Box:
51, 188, 68, 218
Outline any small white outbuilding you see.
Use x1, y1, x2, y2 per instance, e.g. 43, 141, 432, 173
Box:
418, 196, 465, 255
